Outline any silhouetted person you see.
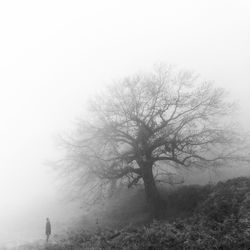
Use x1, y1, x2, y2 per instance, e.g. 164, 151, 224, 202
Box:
45, 218, 51, 242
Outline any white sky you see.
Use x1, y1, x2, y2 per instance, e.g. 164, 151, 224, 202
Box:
0, 0, 249, 244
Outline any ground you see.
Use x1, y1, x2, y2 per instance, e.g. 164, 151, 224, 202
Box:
7, 177, 250, 250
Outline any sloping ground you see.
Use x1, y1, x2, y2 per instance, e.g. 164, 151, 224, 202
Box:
10, 177, 250, 250
197, 177, 250, 222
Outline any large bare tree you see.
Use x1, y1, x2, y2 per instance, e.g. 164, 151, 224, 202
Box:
60, 66, 249, 218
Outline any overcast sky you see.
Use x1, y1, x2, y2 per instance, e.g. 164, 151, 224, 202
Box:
0, 0, 249, 244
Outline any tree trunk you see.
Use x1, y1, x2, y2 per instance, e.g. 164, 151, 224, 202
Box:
141, 164, 166, 219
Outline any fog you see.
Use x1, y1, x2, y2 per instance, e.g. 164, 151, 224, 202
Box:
0, 0, 249, 246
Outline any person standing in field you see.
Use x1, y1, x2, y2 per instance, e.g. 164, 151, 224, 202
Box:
45, 218, 51, 242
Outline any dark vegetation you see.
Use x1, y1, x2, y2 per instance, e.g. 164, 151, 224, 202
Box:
12, 177, 250, 250
90, 183, 212, 227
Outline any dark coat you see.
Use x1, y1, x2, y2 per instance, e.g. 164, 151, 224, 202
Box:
46, 221, 51, 235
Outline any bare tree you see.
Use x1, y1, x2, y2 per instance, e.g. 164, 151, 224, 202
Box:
60, 66, 249, 218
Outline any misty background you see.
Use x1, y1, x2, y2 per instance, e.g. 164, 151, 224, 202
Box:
0, 0, 249, 246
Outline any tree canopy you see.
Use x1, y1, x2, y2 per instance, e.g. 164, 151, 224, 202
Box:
60, 66, 249, 217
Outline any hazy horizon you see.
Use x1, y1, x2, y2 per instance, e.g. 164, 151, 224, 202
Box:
0, 0, 249, 246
